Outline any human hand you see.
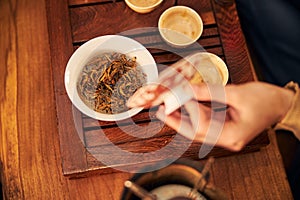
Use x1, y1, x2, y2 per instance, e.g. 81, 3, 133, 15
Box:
127, 82, 294, 151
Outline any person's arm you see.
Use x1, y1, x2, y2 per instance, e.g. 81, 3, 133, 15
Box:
274, 81, 300, 139
128, 81, 296, 151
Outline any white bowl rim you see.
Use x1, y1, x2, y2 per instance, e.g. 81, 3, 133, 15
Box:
158, 5, 203, 47
125, 0, 163, 9
64, 35, 158, 121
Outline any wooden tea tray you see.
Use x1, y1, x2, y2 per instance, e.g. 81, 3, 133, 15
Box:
46, 0, 269, 178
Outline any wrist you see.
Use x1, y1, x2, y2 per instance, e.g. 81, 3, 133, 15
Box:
278, 85, 295, 122
274, 82, 300, 139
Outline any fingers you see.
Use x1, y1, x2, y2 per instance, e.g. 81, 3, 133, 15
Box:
127, 84, 165, 108
128, 81, 228, 111
188, 84, 227, 105
156, 102, 246, 151
156, 101, 213, 142
156, 105, 197, 140
184, 100, 210, 133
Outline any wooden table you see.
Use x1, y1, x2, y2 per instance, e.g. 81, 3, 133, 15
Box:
0, 0, 293, 199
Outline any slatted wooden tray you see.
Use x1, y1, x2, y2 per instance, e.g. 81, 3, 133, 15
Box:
46, 0, 269, 178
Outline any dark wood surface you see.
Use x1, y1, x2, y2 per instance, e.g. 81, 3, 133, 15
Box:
0, 0, 293, 199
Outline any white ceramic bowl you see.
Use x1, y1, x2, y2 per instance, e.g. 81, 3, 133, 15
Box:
158, 6, 203, 48
187, 52, 229, 85
65, 35, 158, 121
125, 0, 163, 14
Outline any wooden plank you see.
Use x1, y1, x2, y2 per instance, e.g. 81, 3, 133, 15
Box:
69, 0, 113, 6
69, 1, 217, 43
178, 0, 213, 13
120, 26, 220, 39
71, 130, 269, 176
84, 121, 170, 147
72, 27, 221, 51
82, 108, 157, 128
69, 0, 176, 43
1, 0, 25, 198
1, 0, 69, 198
46, 0, 89, 174
86, 130, 269, 155
212, 0, 257, 83
202, 26, 219, 37
210, 131, 292, 199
